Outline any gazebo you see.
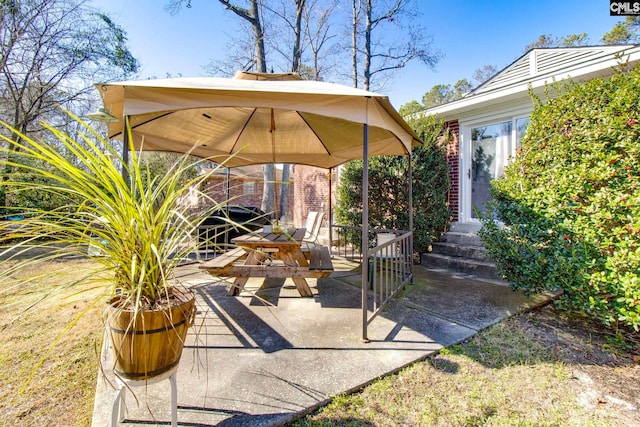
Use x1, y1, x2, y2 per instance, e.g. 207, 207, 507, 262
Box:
92, 71, 421, 340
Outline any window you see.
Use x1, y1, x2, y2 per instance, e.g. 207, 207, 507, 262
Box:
516, 117, 529, 147
468, 116, 529, 219
243, 181, 256, 194
471, 120, 513, 182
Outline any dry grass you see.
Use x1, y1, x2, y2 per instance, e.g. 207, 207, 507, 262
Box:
0, 259, 108, 427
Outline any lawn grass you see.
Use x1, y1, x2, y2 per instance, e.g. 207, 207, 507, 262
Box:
293, 309, 639, 427
0, 259, 107, 427
0, 260, 637, 427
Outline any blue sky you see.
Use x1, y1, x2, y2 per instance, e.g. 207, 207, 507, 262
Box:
91, 0, 623, 109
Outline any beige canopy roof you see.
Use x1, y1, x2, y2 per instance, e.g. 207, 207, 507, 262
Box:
95, 72, 421, 169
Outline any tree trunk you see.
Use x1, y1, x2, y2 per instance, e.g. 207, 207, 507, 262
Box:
351, 0, 359, 88
213, 1, 274, 217
291, 0, 305, 73
277, 0, 304, 221
279, 164, 290, 221
262, 164, 276, 218
250, 0, 267, 73
363, 0, 371, 91
248, 0, 275, 217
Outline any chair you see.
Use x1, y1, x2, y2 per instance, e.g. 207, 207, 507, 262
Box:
303, 211, 325, 244
368, 232, 402, 288
375, 233, 398, 255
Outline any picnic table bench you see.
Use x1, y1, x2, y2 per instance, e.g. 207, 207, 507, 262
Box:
199, 247, 248, 277
199, 228, 333, 297
302, 245, 333, 276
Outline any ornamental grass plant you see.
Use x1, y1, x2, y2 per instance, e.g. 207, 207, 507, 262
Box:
0, 114, 229, 385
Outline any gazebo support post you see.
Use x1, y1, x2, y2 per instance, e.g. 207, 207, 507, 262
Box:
361, 121, 370, 343
408, 152, 414, 284
328, 168, 333, 256
225, 167, 230, 247
121, 116, 130, 183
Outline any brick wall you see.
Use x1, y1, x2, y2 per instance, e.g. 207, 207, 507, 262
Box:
203, 176, 262, 209
202, 172, 295, 218
293, 165, 333, 227
443, 120, 460, 222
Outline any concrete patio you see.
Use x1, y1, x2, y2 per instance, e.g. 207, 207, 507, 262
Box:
91, 258, 552, 426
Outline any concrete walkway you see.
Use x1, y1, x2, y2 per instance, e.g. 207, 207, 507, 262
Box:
91, 259, 551, 426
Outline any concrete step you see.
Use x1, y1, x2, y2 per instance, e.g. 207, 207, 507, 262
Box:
440, 231, 484, 246
421, 252, 503, 281
448, 222, 482, 234
431, 241, 489, 261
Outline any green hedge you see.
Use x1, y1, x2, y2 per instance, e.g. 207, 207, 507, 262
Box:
478, 64, 640, 332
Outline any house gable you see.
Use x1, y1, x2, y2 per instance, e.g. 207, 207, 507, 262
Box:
426, 44, 640, 121
469, 45, 638, 97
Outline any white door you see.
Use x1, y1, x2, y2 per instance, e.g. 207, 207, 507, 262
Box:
461, 118, 528, 222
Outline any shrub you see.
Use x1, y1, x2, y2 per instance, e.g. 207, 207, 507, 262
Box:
335, 114, 450, 254
478, 64, 640, 332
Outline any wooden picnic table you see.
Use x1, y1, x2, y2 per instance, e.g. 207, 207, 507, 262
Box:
199, 227, 334, 297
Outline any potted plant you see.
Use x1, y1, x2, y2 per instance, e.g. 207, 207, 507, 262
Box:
0, 114, 226, 381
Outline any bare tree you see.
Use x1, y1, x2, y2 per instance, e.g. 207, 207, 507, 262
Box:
268, 0, 305, 73
354, 0, 440, 91
261, 0, 339, 218
265, 0, 340, 219
0, 0, 138, 142
303, 0, 339, 81
202, 20, 260, 76
0, 0, 138, 212
169, 0, 270, 74
473, 65, 497, 86
351, 0, 362, 88
267, 0, 307, 220
220, 0, 276, 216
220, 0, 268, 73
168, 0, 440, 216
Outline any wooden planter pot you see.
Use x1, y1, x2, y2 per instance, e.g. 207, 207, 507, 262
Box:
106, 287, 197, 380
